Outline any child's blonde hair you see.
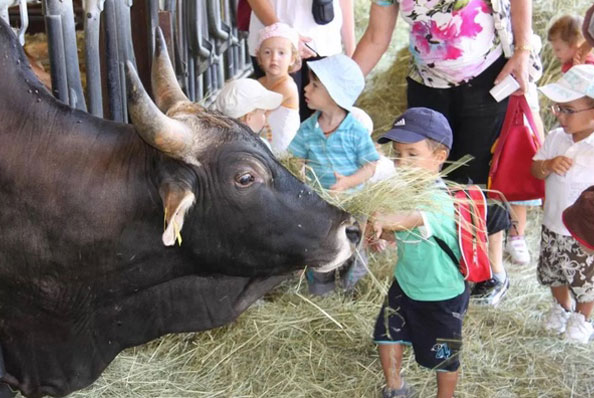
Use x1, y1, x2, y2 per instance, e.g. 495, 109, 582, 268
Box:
548, 15, 585, 46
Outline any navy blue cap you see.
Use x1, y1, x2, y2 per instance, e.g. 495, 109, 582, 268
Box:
377, 107, 452, 149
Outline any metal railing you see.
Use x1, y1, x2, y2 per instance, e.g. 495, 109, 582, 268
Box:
1, 0, 253, 121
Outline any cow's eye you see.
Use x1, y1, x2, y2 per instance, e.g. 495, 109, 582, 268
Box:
235, 172, 255, 187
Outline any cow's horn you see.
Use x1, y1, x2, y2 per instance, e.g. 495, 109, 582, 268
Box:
125, 61, 193, 159
151, 27, 190, 112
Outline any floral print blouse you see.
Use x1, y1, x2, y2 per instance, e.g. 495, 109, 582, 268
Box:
374, 0, 503, 88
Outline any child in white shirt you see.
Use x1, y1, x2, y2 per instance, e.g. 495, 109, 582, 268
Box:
532, 65, 594, 344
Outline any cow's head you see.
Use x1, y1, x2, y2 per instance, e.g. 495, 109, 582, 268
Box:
125, 29, 360, 277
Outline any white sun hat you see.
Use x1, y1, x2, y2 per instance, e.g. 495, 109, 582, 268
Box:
538, 64, 594, 103
215, 78, 282, 119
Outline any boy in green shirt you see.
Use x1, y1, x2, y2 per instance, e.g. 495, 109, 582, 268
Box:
369, 108, 468, 398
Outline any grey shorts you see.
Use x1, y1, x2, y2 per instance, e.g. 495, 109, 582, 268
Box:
537, 225, 594, 302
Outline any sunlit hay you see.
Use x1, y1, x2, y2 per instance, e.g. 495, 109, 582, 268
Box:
278, 153, 441, 221
356, 48, 412, 137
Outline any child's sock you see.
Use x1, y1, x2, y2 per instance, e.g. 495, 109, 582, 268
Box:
493, 270, 507, 283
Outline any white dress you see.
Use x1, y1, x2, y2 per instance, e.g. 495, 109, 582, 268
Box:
266, 105, 300, 154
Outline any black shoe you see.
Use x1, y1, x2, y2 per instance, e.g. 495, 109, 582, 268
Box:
471, 277, 509, 306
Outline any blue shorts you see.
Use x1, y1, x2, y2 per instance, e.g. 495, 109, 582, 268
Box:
373, 279, 470, 372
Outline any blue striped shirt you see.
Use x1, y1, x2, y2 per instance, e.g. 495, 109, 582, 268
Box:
288, 112, 380, 189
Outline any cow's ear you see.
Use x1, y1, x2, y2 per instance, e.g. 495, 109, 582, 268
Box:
159, 183, 196, 246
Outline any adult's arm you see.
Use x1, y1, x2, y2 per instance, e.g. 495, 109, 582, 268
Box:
339, 0, 356, 57
246, 0, 279, 25
352, 3, 399, 76
494, 0, 532, 93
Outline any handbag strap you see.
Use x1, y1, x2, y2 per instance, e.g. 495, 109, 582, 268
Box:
515, 94, 543, 147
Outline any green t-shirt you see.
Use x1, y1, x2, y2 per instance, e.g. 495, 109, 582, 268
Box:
394, 188, 465, 301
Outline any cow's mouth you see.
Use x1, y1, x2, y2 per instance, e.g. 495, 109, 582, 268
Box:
313, 221, 360, 273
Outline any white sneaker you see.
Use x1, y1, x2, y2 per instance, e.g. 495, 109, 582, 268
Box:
564, 313, 594, 344
544, 302, 570, 334
506, 236, 530, 265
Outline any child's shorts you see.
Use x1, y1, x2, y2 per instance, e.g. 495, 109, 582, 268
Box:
537, 225, 594, 303
486, 202, 511, 235
373, 279, 469, 372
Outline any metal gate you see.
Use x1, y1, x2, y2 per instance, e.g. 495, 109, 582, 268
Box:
2, 0, 253, 121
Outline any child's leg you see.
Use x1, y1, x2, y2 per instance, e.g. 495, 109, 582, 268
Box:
436, 370, 458, 398
576, 301, 594, 319
489, 230, 504, 274
550, 285, 572, 311
509, 204, 527, 236
378, 344, 404, 390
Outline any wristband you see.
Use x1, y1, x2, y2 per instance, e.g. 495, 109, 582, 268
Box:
515, 44, 532, 52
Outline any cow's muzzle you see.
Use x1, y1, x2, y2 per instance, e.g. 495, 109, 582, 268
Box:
345, 222, 361, 245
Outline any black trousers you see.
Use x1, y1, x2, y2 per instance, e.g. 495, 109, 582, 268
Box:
407, 57, 510, 185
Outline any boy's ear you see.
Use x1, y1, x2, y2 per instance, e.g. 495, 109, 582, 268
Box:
435, 148, 449, 163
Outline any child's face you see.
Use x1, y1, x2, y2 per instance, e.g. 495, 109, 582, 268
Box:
304, 72, 334, 111
257, 37, 295, 78
391, 140, 447, 173
242, 108, 267, 133
552, 97, 594, 141
550, 37, 578, 64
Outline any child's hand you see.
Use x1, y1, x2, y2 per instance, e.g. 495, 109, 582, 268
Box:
547, 156, 573, 176
330, 172, 350, 191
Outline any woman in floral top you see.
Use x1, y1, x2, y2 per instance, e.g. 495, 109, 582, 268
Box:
354, 0, 532, 184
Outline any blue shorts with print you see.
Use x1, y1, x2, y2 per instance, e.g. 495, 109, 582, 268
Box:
373, 279, 469, 372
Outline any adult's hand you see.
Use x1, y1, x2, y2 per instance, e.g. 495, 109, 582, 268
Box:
495, 50, 530, 95
503, 0, 532, 94
298, 35, 316, 59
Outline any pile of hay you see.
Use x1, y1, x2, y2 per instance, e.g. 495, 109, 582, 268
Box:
68, 208, 594, 398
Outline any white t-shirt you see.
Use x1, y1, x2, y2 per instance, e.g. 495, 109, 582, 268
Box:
248, 0, 344, 57
533, 128, 594, 235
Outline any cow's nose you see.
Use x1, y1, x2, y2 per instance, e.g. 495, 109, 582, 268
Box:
345, 222, 361, 245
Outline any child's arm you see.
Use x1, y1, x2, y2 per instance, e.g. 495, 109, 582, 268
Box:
531, 156, 573, 179
330, 161, 377, 191
370, 211, 424, 240
274, 79, 299, 109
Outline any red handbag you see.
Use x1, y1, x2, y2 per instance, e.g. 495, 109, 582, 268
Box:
488, 95, 545, 201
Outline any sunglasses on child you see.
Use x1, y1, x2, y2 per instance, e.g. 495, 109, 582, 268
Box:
551, 104, 594, 115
